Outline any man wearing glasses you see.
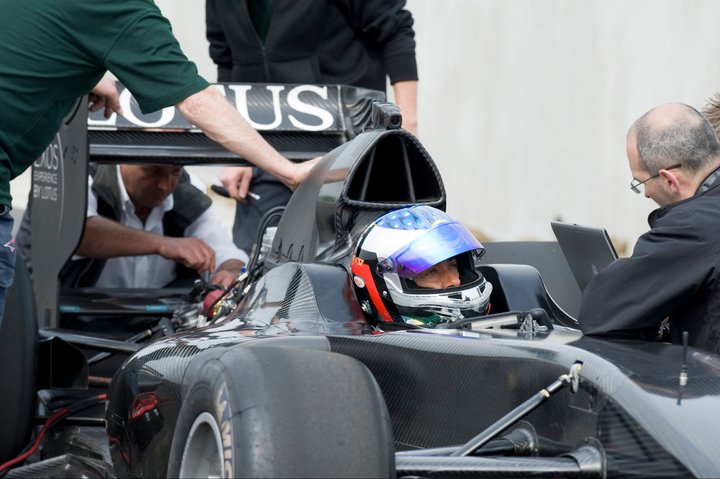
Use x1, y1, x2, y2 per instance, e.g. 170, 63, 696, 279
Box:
580, 103, 720, 354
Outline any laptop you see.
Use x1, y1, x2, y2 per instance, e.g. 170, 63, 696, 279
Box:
550, 221, 618, 291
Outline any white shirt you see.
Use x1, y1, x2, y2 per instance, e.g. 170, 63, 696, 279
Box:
86, 166, 248, 288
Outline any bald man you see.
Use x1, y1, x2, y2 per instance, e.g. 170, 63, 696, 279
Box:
580, 103, 720, 353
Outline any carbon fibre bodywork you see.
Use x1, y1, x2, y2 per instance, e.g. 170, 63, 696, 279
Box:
106, 126, 720, 477
16, 84, 720, 478
107, 260, 719, 477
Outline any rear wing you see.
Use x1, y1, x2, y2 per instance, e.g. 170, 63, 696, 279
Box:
88, 83, 384, 163
30, 83, 385, 328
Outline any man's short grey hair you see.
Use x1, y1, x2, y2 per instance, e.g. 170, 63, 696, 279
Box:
631, 104, 720, 175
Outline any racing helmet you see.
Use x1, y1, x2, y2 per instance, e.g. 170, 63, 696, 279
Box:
351, 205, 492, 328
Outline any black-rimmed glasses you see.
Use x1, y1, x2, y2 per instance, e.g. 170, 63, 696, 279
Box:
630, 164, 682, 194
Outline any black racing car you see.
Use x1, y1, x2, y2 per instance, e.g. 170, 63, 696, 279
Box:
1, 84, 719, 478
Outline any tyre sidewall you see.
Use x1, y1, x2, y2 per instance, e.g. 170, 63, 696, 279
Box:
167, 346, 394, 478
167, 359, 235, 478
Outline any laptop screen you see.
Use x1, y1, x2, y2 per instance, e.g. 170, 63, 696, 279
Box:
551, 221, 618, 291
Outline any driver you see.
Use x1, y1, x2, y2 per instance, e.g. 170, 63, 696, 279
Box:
351, 205, 492, 329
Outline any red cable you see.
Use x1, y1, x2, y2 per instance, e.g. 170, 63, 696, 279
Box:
0, 408, 68, 472
0, 393, 108, 473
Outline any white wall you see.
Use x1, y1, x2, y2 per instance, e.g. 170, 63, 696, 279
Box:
407, 0, 720, 249
106, 1, 720, 247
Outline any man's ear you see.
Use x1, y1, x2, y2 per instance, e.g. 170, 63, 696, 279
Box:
658, 168, 682, 195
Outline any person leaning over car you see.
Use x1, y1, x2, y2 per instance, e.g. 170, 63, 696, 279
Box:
18, 164, 247, 290
579, 103, 720, 354
207, 0, 419, 253
0, 0, 317, 328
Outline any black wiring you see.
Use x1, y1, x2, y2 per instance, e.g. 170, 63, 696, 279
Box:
0, 393, 107, 474
246, 206, 285, 274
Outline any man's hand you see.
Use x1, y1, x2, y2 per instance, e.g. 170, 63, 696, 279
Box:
209, 259, 245, 289
157, 237, 216, 273
78, 216, 221, 278
219, 159, 320, 199
209, 270, 237, 289
89, 75, 123, 118
219, 166, 254, 201
290, 157, 321, 190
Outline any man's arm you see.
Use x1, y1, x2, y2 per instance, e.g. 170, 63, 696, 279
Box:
579, 215, 712, 339
350, 0, 419, 135
176, 87, 317, 190
76, 216, 217, 273
393, 80, 417, 135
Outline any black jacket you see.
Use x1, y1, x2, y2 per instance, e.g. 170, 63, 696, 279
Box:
579, 176, 720, 353
205, 0, 417, 92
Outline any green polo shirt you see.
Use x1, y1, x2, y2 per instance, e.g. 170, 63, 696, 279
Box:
0, 0, 209, 207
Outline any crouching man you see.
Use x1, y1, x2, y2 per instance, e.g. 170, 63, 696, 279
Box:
20, 164, 247, 290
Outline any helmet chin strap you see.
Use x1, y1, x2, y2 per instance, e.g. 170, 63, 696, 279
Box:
425, 306, 463, 321
427, 300, 490, 322
395, 279, 494, 326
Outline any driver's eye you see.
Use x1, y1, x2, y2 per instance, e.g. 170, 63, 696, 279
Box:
420, 268, 437, 278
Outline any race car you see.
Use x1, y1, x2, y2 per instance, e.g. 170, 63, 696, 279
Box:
1, 84, 719, 478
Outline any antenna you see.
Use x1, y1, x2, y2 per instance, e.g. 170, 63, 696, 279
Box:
677, 331, 688, 405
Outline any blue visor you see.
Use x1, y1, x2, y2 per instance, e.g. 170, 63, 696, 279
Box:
380, 220, 484, 278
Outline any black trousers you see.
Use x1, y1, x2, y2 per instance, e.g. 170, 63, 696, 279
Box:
232, 168, 292, 253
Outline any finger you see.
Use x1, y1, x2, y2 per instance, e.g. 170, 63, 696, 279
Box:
88, 98, 104, 113
105, 92, 123, 117
207, 249, 216, 274
220, 167, 254, 201
178, 242, 206, 270
196, 244, 216, 273
210, 271, 233, 289
195, 256, 215, 274
181, 252, 203, 270
237, 170, 252, 200
221, 171, 240, 198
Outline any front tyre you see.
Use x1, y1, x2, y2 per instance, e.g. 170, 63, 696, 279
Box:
167, 346, 394, 478
178, 411, 225, 478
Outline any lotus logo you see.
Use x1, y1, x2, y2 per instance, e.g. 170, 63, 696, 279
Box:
89, 84, 339, 132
